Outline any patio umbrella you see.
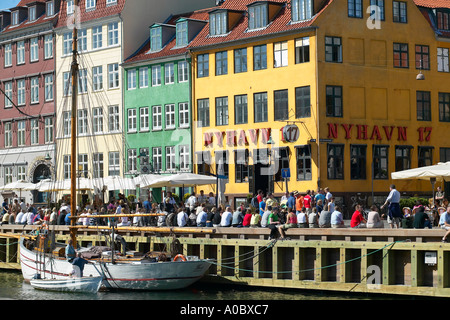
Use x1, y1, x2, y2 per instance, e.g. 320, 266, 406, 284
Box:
133, 174, 161, 187
0, 180, 36, 191
391, 161, 450, 182
94, 176, 136, 191
141, 173, 217, 189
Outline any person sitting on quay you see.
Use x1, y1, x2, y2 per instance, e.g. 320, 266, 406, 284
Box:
212, 207, 222, 227
331, 205, 345, 228
232, 207, 245, 227
296, 207, 308, 228
278, 208, 297, 240
440, 207, 450, 242
250, 209, 261, 227
319, 204, 332, 228
205, 207, 216, 227
196, 205, 208, 227
261, 205, 272, 228
177, 208, 189, 227
366, 205, 384, 229
220, 206, 233, 227
412, 205, 431, 229
242, 208, 252, 227
308, 207, 319, 228
351, 204, 367, 228
267, 207, 281, 240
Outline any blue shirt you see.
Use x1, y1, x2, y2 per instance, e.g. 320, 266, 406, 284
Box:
259, 201, 266, 216
331, 211, 343, 225
439, 212, 450, 226
287, 196, 296, 209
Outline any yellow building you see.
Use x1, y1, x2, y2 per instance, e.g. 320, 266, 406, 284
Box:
189, 0, 450, 212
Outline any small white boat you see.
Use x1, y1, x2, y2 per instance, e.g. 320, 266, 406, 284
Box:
30, 276, 103, 293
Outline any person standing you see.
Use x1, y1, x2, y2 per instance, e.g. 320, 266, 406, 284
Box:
381, 184, 402, 229
303, 190, 312, 213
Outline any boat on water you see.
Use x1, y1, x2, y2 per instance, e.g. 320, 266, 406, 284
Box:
19, 235, 212, 291
30, 276, 103, 294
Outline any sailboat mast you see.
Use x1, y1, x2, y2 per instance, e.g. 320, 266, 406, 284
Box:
70, 0, 79, 245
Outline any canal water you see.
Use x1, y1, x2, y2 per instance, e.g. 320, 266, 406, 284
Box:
0, 269, 404, 301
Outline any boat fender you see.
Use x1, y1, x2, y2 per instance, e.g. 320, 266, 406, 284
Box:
173, 254, 187, 262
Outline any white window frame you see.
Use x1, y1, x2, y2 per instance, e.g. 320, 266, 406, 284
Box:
92, 25, 103, 50
92, 66, 103, 91
45, 74, 54, 101
165, 104, 175, 129
139, 67, 148, 88
4, 82, 12, 108
152, 147, 162, 172
108, 105, 120, 132
86, 0, 96, 11
179, 102, 189, 128
17, 166, 27, 181
44, 117, 53, 144
78, 68, 88, 94
17, 41, 25, 64
67, 0, 74, 15
63, 111, 71, 137
274, 41, 288, 68
165, 146, 176, 171
46, 1, 54, 16
44, 34, 53, 59
128, 69, 136, 90
17, 120, 26, 146
140, 107, 149, 131
63, 155, 71, 179
152, 105, 162, 130
128, 108, 137, 132
31, 77, 39, 104
12, 11, 19, 26
17, 79, 25, 106
165, 63, 175, 84
63, 71, 72, 96
4, 122, 12, 148
78, 28, 87, 52
4, 43, 12, 67
179, 145, 190, 171
93, 153, 104, 178
78, 109, 88, 135
4, 167, 13, 184
108, 22, 119, 46
108, 152, 120, 176
30, 37, 39, 62
152, 65, 161, 86
108, 63, 119, 89
93, 107, 103, 133
29, 6, 36, 21
178, 61, 188, 82
128, 149, 137, 173
31, 119, 39, 145
63, 32, 72, 56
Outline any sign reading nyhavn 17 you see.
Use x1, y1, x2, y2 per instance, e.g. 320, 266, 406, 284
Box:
327, 123, 432, 142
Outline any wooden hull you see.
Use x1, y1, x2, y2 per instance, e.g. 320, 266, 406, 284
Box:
30, 277, 102, 293
20, 238, 211, 291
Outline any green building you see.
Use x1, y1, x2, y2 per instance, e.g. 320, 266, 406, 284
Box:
122, 10, 209, 202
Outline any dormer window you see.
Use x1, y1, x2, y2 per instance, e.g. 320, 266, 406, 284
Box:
67, 0, 74, 15
210, 10, 228, 36
248, 3, 268, 30
29, 6, 36, 21
150, 26, 162, 52
437, 10, 450, 30
176, 20, 188, 47
12, 11, 19, 25
106, 0, 117, 5
292, 0, 312, 22
86, 0, 96, 11
46, 1, 54, 16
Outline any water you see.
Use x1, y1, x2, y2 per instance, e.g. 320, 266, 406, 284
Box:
0, 270, 391, 301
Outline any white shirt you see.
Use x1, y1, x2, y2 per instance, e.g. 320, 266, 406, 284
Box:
186, 196, 196, 209
177, 211, 188, 227
386, 189, 401, 203
220, 211, 232, 227
15, 211, 25, 224
297, 212, 307, 223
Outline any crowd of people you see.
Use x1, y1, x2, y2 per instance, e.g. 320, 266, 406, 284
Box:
2, 184, 450, 242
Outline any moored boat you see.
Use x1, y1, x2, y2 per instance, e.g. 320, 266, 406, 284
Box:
20, 236, 212, 291
30, 276, 103, 294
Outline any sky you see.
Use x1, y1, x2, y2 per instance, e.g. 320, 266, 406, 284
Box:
0, 0, 20, 11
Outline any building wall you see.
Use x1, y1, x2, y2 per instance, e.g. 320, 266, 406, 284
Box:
314, 0, 450, 201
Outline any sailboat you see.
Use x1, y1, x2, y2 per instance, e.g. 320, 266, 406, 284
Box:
19, 0, 211, 291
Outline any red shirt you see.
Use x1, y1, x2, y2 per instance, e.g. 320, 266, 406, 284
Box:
243, 213, 252, 227
350, 210, 364, 228
303, 195, 312, 208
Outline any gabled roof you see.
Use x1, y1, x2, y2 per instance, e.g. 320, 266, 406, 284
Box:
55, 0, 125, 29
0, 0, 56, 35
414, 0, 450, 38
123, 8, 210, 66
187, 0, 332, 50
413, 0, 450, 9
